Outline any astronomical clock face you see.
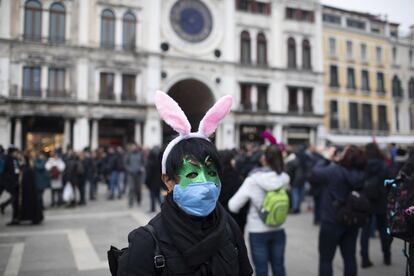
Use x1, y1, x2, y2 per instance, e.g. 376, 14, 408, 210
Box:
170, 0, 213, 43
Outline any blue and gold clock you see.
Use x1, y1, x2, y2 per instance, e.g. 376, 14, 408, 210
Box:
170, 0, 213, 43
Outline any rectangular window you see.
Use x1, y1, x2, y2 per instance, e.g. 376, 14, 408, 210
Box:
286, 7, 313, 22
22, 66, 41, 97
48, 68, 66, 97
410, 49, 413, 67
392, 47, 397, 64
100, 72, 115, 100
286, 8, 295, 19
376, 46, 383, 64
121, 74, 136, 101
257, 85, 268, 111
288, 87, 298, 112
361, 70, 370, 92
362, 104, 372, 130
346, 41, 353, 60
346, 18, 366, 30
330, 65, 339, 87
377, 105, 388, 131
377, 72, 385, 93
349, 102, 359, 129
330, 100, 339, 129
240, 83, 252, 110
322, 13, 341, 25
303, 88, 313, 113
238, 0, 249, 11
329, 37, 336, 57
347, 68, 356, 89
361, 43, 367, 62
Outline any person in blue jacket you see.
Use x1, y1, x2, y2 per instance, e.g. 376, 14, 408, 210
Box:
311, 145, 366, 276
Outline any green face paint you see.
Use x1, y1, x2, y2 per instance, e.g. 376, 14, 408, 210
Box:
177, 156, 221, 189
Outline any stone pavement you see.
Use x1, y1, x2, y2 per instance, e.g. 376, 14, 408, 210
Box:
0, 185, 408, 276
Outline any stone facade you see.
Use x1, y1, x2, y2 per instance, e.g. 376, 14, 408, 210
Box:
0, 0, 324, 151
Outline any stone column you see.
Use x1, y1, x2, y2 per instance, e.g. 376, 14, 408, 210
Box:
63, 118, 72, 150
41, 66, 48, 98
14, 118, 22, 150
115, 16, 123, 50
234, 123, 240, 148
273, 124, 283, 144
143, 110, 161, 148
251, 85, 258, 111
73, 117, 89, 151
298, 88, 304, 114
114, 73, 122, 102
220, 119, 236, 149
310, 127, 316, 146
91, 119, 99, 150
42, 9, 49, 42
0, 117, 11, 147
134, 121, 142, 145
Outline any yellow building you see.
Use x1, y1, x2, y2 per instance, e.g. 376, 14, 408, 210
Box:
322, 5, 396, 145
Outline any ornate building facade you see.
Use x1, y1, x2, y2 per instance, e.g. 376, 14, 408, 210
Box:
0, 0, 324, 151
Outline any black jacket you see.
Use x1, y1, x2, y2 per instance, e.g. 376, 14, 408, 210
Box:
365, 158, 390, 214
117, 201, 253, 276
311, 160, 365, 224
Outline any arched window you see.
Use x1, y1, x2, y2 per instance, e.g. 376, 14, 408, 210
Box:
257, 32, 267, 66
24, 0, 42, 41
287, 37, 296, 68
101, 9, 115, 48
392, 75, 402, 98
122, 12, 136, 50
302, 39, 311, 70
409, 78, 414, 99
240, 31, 251, 65
49, 2, 65, 43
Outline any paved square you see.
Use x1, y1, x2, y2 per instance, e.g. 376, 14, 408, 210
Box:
0, 186, 408, 276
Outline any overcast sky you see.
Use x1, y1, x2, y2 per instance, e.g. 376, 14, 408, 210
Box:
321, 0, 414, 35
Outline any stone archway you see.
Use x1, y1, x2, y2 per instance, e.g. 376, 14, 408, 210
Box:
164, 78, 215, 143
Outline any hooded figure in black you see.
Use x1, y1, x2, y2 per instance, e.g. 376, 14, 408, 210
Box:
116, 91, 252, 276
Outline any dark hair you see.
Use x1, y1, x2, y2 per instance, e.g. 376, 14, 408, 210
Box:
163, 138, 222, 180
339, 145, 366, 171
365, 143, 384, 160
264, 145, 284, 174
219, 150, 235, 172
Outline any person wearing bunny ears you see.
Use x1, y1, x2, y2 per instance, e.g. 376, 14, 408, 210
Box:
115, 91, 253, 276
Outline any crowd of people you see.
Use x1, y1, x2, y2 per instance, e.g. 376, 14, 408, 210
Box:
1, 139, 413, 276
0, 142, 164, 226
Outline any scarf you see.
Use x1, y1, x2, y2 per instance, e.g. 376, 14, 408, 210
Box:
161, 194, 229, 273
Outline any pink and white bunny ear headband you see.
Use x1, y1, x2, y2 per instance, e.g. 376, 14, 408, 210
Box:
155, 90, 233, 174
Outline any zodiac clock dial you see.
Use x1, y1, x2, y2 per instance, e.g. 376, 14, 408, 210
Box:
170, 0, 213, 43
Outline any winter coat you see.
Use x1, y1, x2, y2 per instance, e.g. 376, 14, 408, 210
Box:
124, 151, 143, 174
3, 154, 19, 191
45, 157, 66, 189
219, 169, 249, 233
286, 151, 313, 188
311, 160, 365, 224
33, 159, 50, 191
117, 196, 253, 276
228, 168, 290, 233
365, 158, 390, 214
82, 157, 97, 178
144, 150, 163, 191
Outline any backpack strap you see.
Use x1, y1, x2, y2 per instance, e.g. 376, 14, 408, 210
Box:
225, 216, 239, 256
143, 224, 167, 275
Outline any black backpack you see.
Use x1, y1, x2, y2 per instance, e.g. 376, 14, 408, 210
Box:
335, 170, 371, 228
